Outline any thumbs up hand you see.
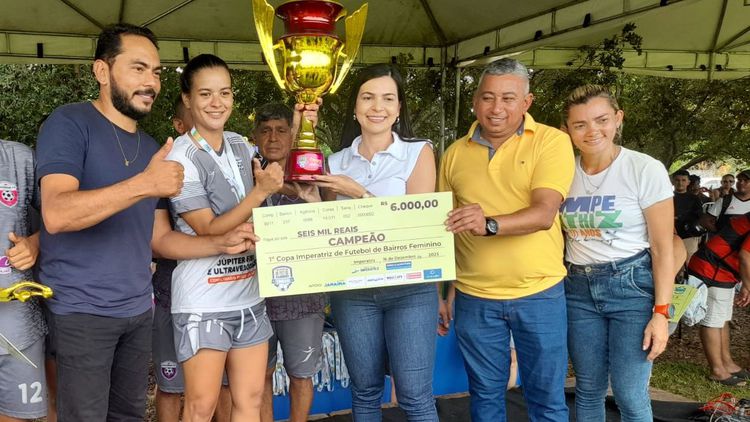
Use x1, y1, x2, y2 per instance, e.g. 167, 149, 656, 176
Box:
6, 232, 39, 271
143, 137, 184, 198
253, 159, 284, 197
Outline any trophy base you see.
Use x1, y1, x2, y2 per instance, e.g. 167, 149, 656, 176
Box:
285, 148, 325, 182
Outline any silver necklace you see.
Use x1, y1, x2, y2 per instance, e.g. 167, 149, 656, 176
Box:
581, 166, 613, 195
580, 147, 620, 195
111, 123, 141, 166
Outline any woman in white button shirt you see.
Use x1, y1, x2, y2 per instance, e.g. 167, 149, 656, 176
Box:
313, 64, 444, 421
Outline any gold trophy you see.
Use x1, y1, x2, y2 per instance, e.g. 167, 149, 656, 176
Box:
0, 281, 52, 367
0, 281, 52, 303
253, 0, 368, 181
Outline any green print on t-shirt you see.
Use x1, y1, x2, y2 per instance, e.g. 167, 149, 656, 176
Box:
560, 195, 623, 229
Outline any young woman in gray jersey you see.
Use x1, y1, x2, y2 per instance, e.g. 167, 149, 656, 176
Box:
166, 54, 284, 422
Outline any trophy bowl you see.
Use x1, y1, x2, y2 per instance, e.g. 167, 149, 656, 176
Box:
253, 0, 368, 181
281, 35, 342, 105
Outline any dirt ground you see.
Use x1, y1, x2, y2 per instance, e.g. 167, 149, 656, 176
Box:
659, 301, 750, 368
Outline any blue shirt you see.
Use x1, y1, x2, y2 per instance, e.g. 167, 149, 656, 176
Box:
36, 102, 162, 317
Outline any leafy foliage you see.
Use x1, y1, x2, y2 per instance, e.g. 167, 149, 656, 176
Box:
577, 22, 643, 86
525, 24, 750, 171
2, 25, 749, 171
0, 64, 97, 147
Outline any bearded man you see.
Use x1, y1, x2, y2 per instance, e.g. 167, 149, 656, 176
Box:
35, 24, 255, 421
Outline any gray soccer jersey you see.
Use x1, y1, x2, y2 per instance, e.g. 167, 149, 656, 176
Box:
0, 339, 47, 418
0, 140, 45, 355
166, 132, 263, 314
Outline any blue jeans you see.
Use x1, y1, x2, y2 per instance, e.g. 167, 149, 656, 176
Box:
565, 249, 655, 422
454, 282, 569, 422
330, 283, 438, 422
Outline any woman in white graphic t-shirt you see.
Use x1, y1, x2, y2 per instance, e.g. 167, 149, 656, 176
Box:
560, 85, 674, 422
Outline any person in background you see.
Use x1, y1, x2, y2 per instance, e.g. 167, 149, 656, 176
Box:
672, 169, 704, 262
690, 211, 750, 386
703, 170, 750, 233
711, 174, 736, 202
689, 175, 711, 205
254, 102, 326, 422
560, 85, 674, 421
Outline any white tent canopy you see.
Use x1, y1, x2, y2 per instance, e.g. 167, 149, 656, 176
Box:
1, 0, 749, 79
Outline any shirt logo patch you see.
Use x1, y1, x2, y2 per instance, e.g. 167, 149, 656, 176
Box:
160, 360, 179, 380
0, 181, 18, 208
0, 256, 11, 275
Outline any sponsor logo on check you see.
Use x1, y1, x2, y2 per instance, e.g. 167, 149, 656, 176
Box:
386, 261, 412, 270
423, 269, 442, 280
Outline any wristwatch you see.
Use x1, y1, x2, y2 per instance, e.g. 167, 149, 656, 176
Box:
484, 217, 498, 236
653, 304, 675, 319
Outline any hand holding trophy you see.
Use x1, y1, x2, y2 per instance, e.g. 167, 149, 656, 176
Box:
252, 0, 368, 181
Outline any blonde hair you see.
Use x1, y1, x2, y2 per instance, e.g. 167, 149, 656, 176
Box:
562, 84, 623, 142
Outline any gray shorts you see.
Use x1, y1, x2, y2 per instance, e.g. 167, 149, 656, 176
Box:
173, 302, 272, 363
0, 338, 47, 419
153, 305, 230, 392
268, 313, 325, 378
700, 286, 735, 328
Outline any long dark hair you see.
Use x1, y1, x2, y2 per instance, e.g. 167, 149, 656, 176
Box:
339, 63, 414, 149
180, 54, 231, 94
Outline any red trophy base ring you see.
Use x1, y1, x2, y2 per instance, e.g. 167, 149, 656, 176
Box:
285, 148, 325, 182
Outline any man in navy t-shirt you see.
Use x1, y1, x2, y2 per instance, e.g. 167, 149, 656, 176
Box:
36, 24, 256, 421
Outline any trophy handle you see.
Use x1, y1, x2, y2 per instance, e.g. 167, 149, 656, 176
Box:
329, 3, 368, 94
252, 0, 286, 90
0, 281, 53, 303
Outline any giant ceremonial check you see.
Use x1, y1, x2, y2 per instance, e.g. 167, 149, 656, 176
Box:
253, 192, 456, 297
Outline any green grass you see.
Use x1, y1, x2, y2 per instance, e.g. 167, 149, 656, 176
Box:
652, 361, 748, 402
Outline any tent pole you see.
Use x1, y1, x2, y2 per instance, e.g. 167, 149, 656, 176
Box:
707, 0, 729, 82
439, 47, 447, 156
452, 66, 462, 146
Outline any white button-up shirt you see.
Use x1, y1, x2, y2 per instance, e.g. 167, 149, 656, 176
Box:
327, 132, 430, 199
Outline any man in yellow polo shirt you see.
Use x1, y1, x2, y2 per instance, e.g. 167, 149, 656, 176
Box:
440, 58, 574, 422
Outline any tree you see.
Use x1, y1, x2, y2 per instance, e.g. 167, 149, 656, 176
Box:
2, 35, 749, 171
524, 24, 750, 171
0, 64, 97, 147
